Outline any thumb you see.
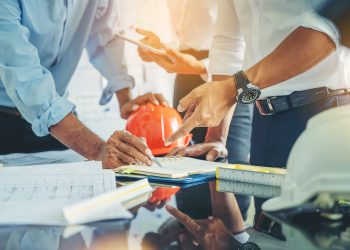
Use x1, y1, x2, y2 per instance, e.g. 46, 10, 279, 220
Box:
135, 27, 152, 37
179, 234, 197, 250
206, 147, 221, 161
121, 102, 139, 119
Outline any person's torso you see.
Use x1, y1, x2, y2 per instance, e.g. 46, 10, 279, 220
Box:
0, 0, 100, 107
167, 0, 218, 51
233, 0, 349, 98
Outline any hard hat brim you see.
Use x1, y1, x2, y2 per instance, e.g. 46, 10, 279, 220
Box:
262, 196, 302, 212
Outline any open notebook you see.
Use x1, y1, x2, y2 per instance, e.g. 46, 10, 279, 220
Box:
114, 157, 225, 179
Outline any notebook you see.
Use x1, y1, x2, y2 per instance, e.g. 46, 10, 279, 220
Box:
114, 157, 223, 179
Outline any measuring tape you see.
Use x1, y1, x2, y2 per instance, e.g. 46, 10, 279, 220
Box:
217, 179, 281, 198
216, 165, 286, 186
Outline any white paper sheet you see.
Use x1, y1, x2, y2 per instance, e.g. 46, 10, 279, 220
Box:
0, 162, 137, 225
64, 179, 152, 224
0, 150, 86, 166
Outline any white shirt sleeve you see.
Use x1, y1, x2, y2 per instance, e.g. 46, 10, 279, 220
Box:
86, 0, 134, 105
208, 0, 246, 76
263, 0, 340, 48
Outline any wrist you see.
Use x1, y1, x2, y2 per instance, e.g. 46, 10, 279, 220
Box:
94, 141, 107, 161
224, 77, 237, 103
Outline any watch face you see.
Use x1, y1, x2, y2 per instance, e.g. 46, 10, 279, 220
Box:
241, 89, 260, 104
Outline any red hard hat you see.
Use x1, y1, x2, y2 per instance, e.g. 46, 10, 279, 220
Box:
126, 103, 192, 156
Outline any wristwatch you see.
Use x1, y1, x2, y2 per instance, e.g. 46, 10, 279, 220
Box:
237, 242, 261, 250
233, 70, 261, 104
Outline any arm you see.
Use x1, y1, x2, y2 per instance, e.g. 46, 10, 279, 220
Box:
136, 29, 207, 75
166, 19, 338, 144
86, 5, 168, 118
86, 0, 134, 107
0, 1, 151, 168
245, 26, 336, 89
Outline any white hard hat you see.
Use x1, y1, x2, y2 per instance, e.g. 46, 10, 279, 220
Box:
263, 105, 350, 212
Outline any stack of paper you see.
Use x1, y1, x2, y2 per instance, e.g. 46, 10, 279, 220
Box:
114, 157, 222, 178
0, 162, 153, 225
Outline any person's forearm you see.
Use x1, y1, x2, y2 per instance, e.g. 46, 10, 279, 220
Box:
205, 75, 236, 143
116, 88, 132, 110
50, 113, 106, 160
245, 26, 336, 89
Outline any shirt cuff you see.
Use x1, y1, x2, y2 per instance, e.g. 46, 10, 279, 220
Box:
296, 12, 340, 47
32, 97, 76, 137
99, 75, 135, 105
209, 36, 245, 75
209, 49, 245, 75
200, 58, 210, 81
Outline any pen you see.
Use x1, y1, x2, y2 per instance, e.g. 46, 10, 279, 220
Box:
122, 129, 164, 168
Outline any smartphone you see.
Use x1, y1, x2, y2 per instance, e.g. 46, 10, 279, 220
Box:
115, 33, 167, 56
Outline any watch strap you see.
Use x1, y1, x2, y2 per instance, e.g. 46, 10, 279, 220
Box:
234, 70, 250, 90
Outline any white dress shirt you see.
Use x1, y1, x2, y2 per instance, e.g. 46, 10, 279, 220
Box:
167, 0, 217, 51
209, 0, 349, 98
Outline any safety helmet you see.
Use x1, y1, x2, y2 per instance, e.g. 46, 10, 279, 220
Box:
263, 105, 350, 212
126, 103, 192, 156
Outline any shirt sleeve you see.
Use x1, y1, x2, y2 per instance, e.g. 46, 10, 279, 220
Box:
86, 0, 134, 105
265, 1, 340, 47
208, 0, 246, 76
0, 0, 75, 137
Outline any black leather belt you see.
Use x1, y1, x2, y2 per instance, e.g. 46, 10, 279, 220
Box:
0, 106, 21, 117
255, 87, 350, 116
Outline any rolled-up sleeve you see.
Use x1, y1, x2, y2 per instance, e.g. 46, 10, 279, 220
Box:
0, 0, 75, 137
208, 0, 245, 76
265, 1, 340, 48
86, 0, 134, 105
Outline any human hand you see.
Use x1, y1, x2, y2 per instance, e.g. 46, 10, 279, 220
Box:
144, 186, 180, 211
166, 141, 227, 161
120, 92, 168, 119
101, 131, 153, 169
149, 48, 207, 75
136, 28, 166, 62
165, 79, 237, 146
166, 205, 239, 250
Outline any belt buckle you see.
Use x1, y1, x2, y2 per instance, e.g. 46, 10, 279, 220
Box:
256, 98, 275, 116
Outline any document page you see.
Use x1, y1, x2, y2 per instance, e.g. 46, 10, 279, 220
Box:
0, 162, 137, 225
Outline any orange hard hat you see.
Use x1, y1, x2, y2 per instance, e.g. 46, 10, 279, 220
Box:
126, 103, 192, 156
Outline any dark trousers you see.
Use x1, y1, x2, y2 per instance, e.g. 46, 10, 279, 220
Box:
250, 93, 350, 223
0, 112, 67, 154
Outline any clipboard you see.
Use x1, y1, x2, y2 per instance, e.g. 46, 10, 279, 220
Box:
115, 172, 215, 185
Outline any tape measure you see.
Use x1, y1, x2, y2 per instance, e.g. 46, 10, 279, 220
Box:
216, 165, 286, 186
217, 179, 281, 198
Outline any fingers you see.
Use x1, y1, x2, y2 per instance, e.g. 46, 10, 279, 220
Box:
136, 28, 155, 37
165, 114, 197, 146
206, 147, 221, 161
138, 47, 153, 62
166, 205, 202, 237
206, 146, 228, 161
154, 93, 168, 106
179, 234, 199, 250
110, 131, 152, 165
114, 139, 152, 165
166, 147, 185, 157
165, 47, 183, 61
120, 102, 140, 119
183, 103, 196, 122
